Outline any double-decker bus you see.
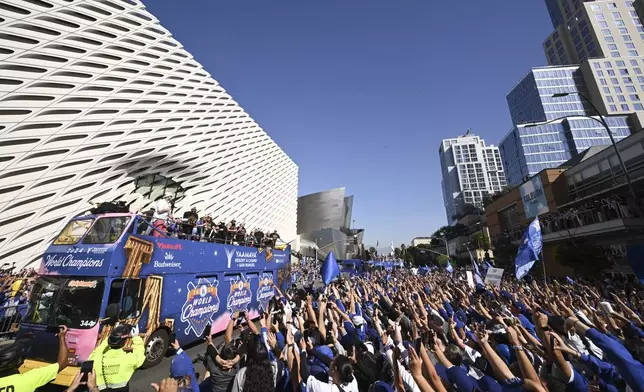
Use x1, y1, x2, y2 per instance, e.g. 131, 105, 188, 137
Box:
16, 212, 291, 386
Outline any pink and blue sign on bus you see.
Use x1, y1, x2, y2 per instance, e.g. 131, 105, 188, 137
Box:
17, 212, 290, 386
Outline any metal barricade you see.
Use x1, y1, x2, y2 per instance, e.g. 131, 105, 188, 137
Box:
0, 303, 24, 340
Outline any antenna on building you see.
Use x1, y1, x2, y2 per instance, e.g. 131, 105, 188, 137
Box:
464, 128, 471, 137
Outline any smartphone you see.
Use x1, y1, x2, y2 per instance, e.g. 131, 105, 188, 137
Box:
414, 338, 422, 353
169, 333, 177, 345
80, 360, 93, 383
45, 325, 60, 334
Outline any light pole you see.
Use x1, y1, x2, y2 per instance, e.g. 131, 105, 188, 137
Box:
430, 236, 449, 256
548, 92, 639, 212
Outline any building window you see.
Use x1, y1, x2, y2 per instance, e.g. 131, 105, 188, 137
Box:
611, 78, 620, 85
608, 69, 616, 75
603, 87, 611, 93
615, 20, 626, 27
635, 103, 643, 110
607, 96, 614, 102
630, 10, 639, 17
608, 44, 619, 50
606, 36, 615, 42
595, 13, 606, 20
627, 85, 637, 92
605, 61, 613, 67
608, 2, 617, 8
621, 104, 630, 110
638, 76, 644, 83
620, 68, 630, 75
601, 78, 608, 85
591, 4, 601, 10
623, 34, 633, 41
632, 59, 640, 66
618, 95, 626, 102
629, 50, 639, 56
597, 70, 605, 76
611, 51, 621, 57
615, 86, 623, 93
594, 62, 602, 69
626, 1, 634, 7
602, 28, 612, 35
631, 94, 640, 101
638, 26, 644, 32
610, 104, 618, 111
617, 60, 626, 66
627, 43, 636, 49
613, 12, 622, 19
619, 27, 629, 33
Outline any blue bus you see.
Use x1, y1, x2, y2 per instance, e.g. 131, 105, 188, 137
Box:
17, 212, 290, 386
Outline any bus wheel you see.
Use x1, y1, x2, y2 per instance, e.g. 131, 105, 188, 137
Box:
143, 329, 169, 368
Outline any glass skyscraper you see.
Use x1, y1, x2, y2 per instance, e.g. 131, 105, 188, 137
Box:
500, 116, 631, 185
507, 66, 592, 125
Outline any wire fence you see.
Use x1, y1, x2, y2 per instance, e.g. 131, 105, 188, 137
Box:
0, 304, 26, 341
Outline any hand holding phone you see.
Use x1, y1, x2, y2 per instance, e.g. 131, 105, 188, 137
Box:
80, 360, 94, 383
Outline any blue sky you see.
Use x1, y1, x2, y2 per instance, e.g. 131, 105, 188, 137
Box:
145, 0, 553, 247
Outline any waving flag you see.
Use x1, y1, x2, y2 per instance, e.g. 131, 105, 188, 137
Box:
321, 251, 340, 285
515, 216, 543, 280
482, 259, 492, 277
468, 249, 484, 285
446, 259, 454, 273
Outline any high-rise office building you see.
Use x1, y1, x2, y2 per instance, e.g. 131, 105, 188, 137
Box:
500, 116, 631, 185
0, 0, 298, 269
542, 0, 644, 119
501, 65, 631, 185
498, 1, 641, 186
439, 134, 506, 223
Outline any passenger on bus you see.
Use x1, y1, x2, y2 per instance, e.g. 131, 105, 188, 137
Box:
89, 324, 146, 392
0, 325, 69, 392
152, 194, 173, 237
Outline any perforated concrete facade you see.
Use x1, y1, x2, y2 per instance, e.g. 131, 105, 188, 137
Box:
0, 0, 298, 269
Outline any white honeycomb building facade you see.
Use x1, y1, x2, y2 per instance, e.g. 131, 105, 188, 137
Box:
0, 0, 299, 269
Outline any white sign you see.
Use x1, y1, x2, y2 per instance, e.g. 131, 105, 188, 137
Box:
465, 271, 474, 288
484, 267, 504, 287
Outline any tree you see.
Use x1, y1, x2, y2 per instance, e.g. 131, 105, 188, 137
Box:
394, 247, 401, 258
472, 231, 490, 251
369, 246, 377, 256
436, 254, 449, 267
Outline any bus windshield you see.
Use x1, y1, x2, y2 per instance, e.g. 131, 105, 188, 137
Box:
53, 219, 93, 245
83, 216, 131, 244
24, 277, 105, 329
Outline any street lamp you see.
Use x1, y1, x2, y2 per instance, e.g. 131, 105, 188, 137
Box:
548, 92, 639, 211
430, 236, 449, 255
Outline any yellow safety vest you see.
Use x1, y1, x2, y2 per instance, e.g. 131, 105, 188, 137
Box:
0, 363, 59, 392
89, 337, 146, 390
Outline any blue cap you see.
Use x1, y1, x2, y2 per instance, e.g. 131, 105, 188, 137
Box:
500, 290, 512, 301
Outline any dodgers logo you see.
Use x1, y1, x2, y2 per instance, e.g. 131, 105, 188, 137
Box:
256, 273, 274, 311
226, 275, 252, 314
180, 278, 220, 336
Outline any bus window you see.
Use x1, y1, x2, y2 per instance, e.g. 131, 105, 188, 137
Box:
107, 280, 124, 313
24, 277, 105, 329
120, 279, 145, 319
135, 218, 153, 236
53, 219, 93, 245
84, 216, 131, 244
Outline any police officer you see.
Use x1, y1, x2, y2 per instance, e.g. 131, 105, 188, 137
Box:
0, 325, 69, 392
89, 324, 146, 392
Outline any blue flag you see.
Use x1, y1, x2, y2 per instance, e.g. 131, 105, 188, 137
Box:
446, 259, 454, 273
321, 251, 340, 285
468, 249, 484, 285
482, 260, 492, 277
515, 216, 543, 280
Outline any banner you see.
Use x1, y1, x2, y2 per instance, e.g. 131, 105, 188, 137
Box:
520, 175, 549, 219
484, 267, 504, 287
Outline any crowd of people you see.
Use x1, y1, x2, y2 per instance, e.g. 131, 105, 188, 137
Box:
4, 262, 644, 392
0, 268, 37, 339
164, 266, 644, 392
147, 194, 281, 247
